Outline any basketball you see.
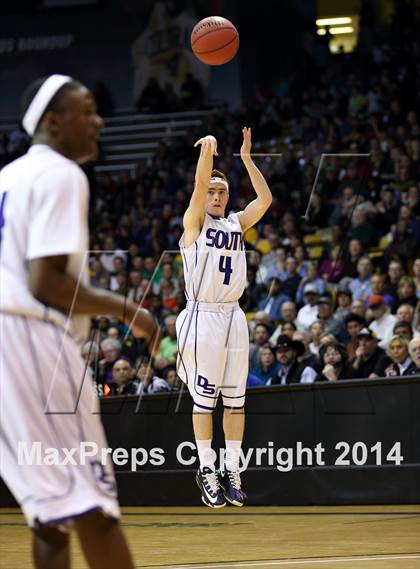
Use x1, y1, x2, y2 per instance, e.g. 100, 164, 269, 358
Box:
191, 16, 239, 66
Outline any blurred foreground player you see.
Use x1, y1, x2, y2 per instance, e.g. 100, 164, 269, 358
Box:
0, 75, 159, 569
176, 128, 272, 507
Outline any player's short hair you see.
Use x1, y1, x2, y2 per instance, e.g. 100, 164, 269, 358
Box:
211, 169, 227, 181
21, 76, 83, 134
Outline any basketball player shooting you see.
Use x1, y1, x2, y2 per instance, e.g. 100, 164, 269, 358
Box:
0, 75, 160, 569
176, 128, 272, 507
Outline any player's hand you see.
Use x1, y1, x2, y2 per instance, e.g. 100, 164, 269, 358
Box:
194, 135, 218, 156
240, 127, 252, 160
125, 306, 162, 355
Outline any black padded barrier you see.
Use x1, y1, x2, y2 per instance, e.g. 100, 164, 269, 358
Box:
1, 376, 419, 506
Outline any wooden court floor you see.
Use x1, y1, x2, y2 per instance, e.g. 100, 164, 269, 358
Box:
0, 505, 419, 569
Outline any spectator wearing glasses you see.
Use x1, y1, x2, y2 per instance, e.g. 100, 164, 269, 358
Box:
316, 341, 359, 382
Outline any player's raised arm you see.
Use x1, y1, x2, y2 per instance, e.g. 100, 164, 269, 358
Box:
236, 127, 272, 232
183, 135, 217, 244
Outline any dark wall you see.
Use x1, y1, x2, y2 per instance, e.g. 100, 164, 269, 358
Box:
1, 377, 419, 507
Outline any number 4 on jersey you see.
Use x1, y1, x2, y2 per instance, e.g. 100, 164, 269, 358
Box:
219, 255, 233, 285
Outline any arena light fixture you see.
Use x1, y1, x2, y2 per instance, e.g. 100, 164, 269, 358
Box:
329, 26, 354, 34
316, 17, 352, 26
317, 29, 327, 35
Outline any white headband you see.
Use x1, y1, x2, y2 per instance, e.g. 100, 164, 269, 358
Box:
209, 176, 229, 190
22, 74, 72, 136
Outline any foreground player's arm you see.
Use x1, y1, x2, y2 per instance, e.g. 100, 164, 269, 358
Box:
29, 256, 161, 352
237, 127, 272, 232
183, 135, 217, 246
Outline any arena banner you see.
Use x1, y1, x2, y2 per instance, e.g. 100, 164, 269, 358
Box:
1, 377, 419, 506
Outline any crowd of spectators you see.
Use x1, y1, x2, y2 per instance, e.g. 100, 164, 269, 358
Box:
1, 4, 420, 396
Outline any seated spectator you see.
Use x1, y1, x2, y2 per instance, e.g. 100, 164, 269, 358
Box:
164, 367, 182, 391
251, 344, 280, 384
280, 321, 297, 339
349, 257, 373, 301
282, 257, 302, 298
396, 303, 415, 327
269, 335, 317, 385
413, 258, 420, 298
295, 262, 326, 304
352, 328, 390, 378
247, 373, 266, 387
383, 336, 417, 376
393, 320, 414, 341
293, 243, 310, 277
367, 294, 397, 348
344, 313, 366, 359
249, 323, 271, 369
316, 341, 359, 382
249, 310, 272, 334
318, 244, 344, 283
308, 320, 325, 356
293, 331, 318, 369
110, 360, 139, 396
370, 273, 394, 308
270, 301, 298, 345
258, 277, 290, 323
135, 359, 170, 394
350, 299, 367, 320
384, 259, 405, 302
385, 219, 419, 265
296, 284, 320, 331
81, 340, 100, 383
154, 315, 177, 371
316, 295, 346, 342
348, 207, 378, 249
241, 267, 267, 312
106, 325, 140, 363
408, 337, 420, 372
333, 286, 353, 325
396, 276, 418, 309
160, 279, 178, 312
264, 245, 288, 282
99, 338, 131, 386
127, 270, 144, 304
342, 239, 363, 278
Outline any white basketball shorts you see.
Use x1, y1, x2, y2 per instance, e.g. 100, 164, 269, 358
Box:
0, 314, 120, 528
176, 301, 249, 411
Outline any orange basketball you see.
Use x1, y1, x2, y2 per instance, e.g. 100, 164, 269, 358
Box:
191, 16, 239, 66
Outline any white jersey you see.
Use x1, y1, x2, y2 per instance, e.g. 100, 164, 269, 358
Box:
0, 144, 89, 343
180, 212, 246, 302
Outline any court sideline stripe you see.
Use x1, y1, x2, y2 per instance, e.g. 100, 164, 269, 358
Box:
0, 510, 419, 516
134, 553, 420, 568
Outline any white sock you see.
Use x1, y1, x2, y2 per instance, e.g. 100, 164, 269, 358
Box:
225, 440, 242, 472
196, 440, 216, 471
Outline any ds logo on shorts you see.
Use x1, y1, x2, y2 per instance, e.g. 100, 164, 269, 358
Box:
197, 375, 216, 395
